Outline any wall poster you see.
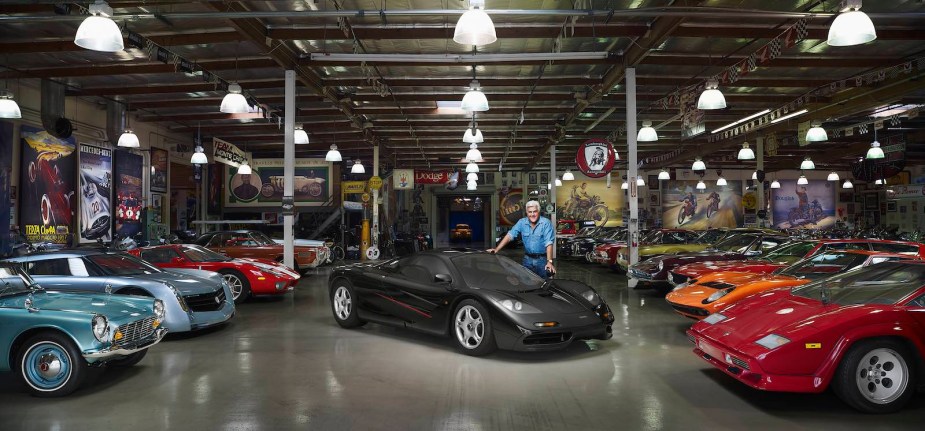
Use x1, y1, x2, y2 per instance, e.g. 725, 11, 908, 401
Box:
0, 122, 12, 255
662, 180, 743, 229
225, 158, 331, 207
498, 187, 523, 226
78, 144, 112, 243
19, 126, 76, 244
207, 163, 223, 215
555, 174, 624, 227
150, 147, 168, 192
115, 149, 144, 240
771, 179, 837, 229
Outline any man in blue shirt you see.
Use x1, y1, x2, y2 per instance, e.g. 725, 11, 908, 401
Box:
488, 200, 556, 278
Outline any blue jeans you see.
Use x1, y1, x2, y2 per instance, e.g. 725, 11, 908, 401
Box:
522, 255, 549, 279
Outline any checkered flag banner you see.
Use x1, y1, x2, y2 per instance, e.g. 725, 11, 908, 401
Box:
794, 19, 808, 43
889, 115, 901, 126
859, 123, 869, 134
767, 38, 782, 60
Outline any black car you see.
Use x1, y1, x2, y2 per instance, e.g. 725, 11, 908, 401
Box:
570, 227, 625, 263
556, 226, 599, 258
328, 249, 614, 355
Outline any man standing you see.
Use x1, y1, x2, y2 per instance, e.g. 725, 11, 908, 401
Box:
488, 200, 556, 278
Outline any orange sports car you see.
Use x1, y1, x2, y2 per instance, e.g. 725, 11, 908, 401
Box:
665, 249, 917, 320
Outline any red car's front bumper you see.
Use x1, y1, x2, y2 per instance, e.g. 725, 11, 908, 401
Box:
687, 329, 826, 394
249, 274, 298, 296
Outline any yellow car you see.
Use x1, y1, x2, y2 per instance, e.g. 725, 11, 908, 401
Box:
616, 229, 701, 271
451, 223, 472, 241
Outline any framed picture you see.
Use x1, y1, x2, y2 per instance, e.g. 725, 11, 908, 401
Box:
900, 205, 907, 214
838, 192, 853, 203
648, 175, 660, 190
864, 193, 879, 211
540, 172, 549, 185
529, 172, 537, 184
649, 192, 660, 206
887, 201, 898, 212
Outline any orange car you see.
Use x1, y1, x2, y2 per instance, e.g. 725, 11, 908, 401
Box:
665, 249, 917, 320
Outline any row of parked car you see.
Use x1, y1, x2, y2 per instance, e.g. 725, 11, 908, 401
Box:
556, 225, 925, 413
0, 230, 329, 397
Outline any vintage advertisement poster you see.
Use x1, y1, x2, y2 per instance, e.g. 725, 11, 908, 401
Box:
150, 147, 168, 192
555, 175, 624, 227
662, 180, 743, 229
78, 144, 112, 243
393, 169, 414, 190
771, 179, 837, 229
225, 158, 331, 207
207, 163, 223, 215
212, 137, 246, 167
114, 149, 144, 240
498, 187, 523, 226
0, 122, 12, 255
19, 125, 76, 244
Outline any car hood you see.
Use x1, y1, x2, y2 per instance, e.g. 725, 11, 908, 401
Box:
694, 289, 834, 345
639, 244, 710, 256
130, 271, 223, 295
272, 239, 325, 247
486, 280, 592, 314
0, 290, 153, 318
677, 260, 785, 277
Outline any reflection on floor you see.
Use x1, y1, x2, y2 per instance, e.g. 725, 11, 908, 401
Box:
0, 252, 922, 430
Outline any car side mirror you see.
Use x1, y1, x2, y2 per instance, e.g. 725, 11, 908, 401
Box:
434, 274, 452, 284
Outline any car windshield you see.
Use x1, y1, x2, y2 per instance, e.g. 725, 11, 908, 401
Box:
641, 231, 661, 243
182, 245, 232, 263
247, 231, 276, 246
695, 229, 726, 244
792, 262, 925, 305
0, 265, 38, 297
761, 241, 815, 263
87, 254, 163, 276
778, 252, 870, 280
450, 253, 544, 291
576, 227, 596, 237
712, 234, 757, 252
609, 230, 627, 241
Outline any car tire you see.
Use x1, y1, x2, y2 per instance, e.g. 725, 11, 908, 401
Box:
18, 332, 87, 397
833, 339, 916, 413
219, 269, 251, 303
452, 299, 497, 356
330, 281, 365, 328
106, 350, 148, 367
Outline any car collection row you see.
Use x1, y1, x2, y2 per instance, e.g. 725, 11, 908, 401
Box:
0, 230, 328, 397
554, 225, 925, 413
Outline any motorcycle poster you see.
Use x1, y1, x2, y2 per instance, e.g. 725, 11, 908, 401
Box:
225, 158, 330, 207
771, 179, 836, 229
78, 144, 112, 243
555, 176, 624, 227
19, 125, 77, 244
150, 147, 168, 192
114, 149, 144, 240
662, 180, 743, 229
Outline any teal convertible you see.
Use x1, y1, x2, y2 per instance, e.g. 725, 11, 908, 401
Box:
0, 262, 167, 396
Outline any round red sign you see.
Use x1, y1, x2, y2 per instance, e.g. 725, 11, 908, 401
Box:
575, 138, 616, 178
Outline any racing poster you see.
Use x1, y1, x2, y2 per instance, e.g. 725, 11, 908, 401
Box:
555, 174, 624, 227
78, 144, 112, 243
498, 187, 523, 226
662, 180, 743, 229
0, 122, 12, 255
114, 149, 144, 240
150, 147, 168, 192
771, 179, 836, 229
225, 158, 331, 207
19, 125, 76, 244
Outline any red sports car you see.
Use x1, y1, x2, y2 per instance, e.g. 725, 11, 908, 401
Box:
130, 244, 300, 303
687, 260, 925, 413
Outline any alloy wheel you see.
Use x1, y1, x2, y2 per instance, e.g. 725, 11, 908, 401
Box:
333, 286, 352, 320
855, 347, 909, 405
454, 305, 484, 349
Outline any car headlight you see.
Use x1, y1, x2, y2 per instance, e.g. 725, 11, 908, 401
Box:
491, 297, 541, 314
92, 314, 109, 342
501, 299, 522, 311
153, 299, 165, 320
704, 287, 732, 303
165, 283, 189, 312
580, 289, 602, 306
755, 333, 791, 349
671, 282, 688, 292
702, 313, 727, 325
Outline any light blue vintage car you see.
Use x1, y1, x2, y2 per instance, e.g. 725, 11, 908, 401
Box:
0, 262, 167, 396
6, 250, 235, 333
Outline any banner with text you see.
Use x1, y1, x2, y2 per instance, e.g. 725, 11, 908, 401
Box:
19, 126, 76, 244
212, 137, 246, 167
78, 144, 112, 243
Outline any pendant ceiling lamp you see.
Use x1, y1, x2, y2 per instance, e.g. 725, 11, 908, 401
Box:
636, 177, 645, 186
842, 179, 854, 189
555, 177, 562, 187
866, 140, 884, 159
467, 172, 478, 182
563, 169, 575, 181
874, 178, 884, 185
190, 123, 207, 164
465, 162, 479, 173
827, 0, 877, 47
0, 90, 22, 119
117, 103, 139, 148
461, 68, 489, 112
691, 157, 706, 171
800, 157, 815, 170
237, 159, 252, 175
453, 1, 497, 46
770, 179, 781, 189
806, 122, 828, 142
797, 175, 809, 185
467, 180, 478, 190
74, 1, 124, 52
325, 144, 342, 162
697, 79, 726, 110
220, 83, 250, 114
462, 127, 484, 144
621, 181, 628, 190
637, 121, 658, 142
716, 176, 727, 186
658, 170, 670, 180
696, 180, 706, 190
736, 142, 755, 160
351, 159, 365, 174
751, 171, 758, 180
827, 172, 840, 181
294, 126, 309, 144
466, 143, 482, 162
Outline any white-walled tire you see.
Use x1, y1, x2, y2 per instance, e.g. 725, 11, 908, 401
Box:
18, 332, 87, 397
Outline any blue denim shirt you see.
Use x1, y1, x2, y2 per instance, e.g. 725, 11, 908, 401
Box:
507, 216, 555, 255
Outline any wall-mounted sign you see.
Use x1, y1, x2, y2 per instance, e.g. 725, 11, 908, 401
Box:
574, 138, 615, 178
368, 176, 383, 190
212, 137, 246, 167
887, 184, 925, 199
414, 170, 449, 184
393, 169, 414, 190
342, 181, 367, 194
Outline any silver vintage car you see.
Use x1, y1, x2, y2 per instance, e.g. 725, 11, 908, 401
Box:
6, 250, 235, 333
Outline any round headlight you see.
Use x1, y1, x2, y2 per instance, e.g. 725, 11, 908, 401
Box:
92, 314, 109, 342
500, 299, 523, 312
153, 299, 166, 320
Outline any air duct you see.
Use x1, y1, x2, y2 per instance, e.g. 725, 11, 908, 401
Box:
106, 99, 126, 145
40, 79, 73, 139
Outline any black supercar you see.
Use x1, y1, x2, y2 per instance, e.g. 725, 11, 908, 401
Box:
328, 249, 614, 355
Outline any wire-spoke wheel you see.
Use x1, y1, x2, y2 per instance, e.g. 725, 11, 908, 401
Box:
219, 270, 251, 303
452, 300, 496, 356
18, 332, 87, 397
330, 282, 364, 328
834, 339, 915, 413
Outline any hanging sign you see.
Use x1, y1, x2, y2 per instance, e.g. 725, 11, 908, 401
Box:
574, 138, 615, 178
342, 181, 367, 194
212, 137, 246, 167
414, 170, 449, 184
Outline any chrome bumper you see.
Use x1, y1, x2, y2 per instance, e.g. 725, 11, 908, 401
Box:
84, 327, 168, 360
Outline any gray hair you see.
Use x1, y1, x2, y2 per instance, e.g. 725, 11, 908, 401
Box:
525, 200, 540, 211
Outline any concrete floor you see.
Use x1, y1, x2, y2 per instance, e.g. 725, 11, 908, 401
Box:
1, 254, 923, 430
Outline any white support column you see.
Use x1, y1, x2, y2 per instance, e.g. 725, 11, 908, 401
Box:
372, 144, 380, 248
626, 68, 639, 271
756, 136, 765, 227
283, 70, 295, 269
550, 144, 557, 259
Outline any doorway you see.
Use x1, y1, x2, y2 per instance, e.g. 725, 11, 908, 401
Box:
436, 194, 491, 248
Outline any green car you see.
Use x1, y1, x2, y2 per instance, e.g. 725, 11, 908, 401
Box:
0, 262, 167, 397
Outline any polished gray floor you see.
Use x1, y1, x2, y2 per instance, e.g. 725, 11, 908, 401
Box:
1, 255, 923, 430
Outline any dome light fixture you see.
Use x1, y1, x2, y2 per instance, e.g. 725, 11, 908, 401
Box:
658, 170, 670, 180
294, 126, 309, 144
220, 83, 250, 114
621, 181, 628, 190
874, 178, 885, 185
691, 157, 706, 171
797, 175, 809, 185
461, 79, 489, 112
462, 127, 484, 144
770, 180, 781, 189
637, 121, 658, 142
555, 177, 563, 187
467, 180, 478, 190
697, 79, 726, 110
806, 122, 828, 142
325, 144, 342, 162
751, 171, 758, 180
465, 162, 479, 173
696, 180, 707, 190
827, 172, 840, 181
800, 157, 816, 170
636, 177, 645, 186
467, 172, 478, 182
74, 1, 124, 52
716, 176, 727, 186
351, 159, 366, 174
842, 179, 854, 189
453, 1, 497, 46
0, 91, 22, 119
190, 146, 208, 165
562, 169, 575, 181
117, 130, 139, 148
237, 159, 252, 175
827, 0, 877, 47
466, 143, 482, 162
737, 142, 755, 160
866, 140, 884, 159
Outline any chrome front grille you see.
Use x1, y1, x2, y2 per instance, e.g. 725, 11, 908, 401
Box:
184, 289, 226, 312
117, 317, 157, 344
